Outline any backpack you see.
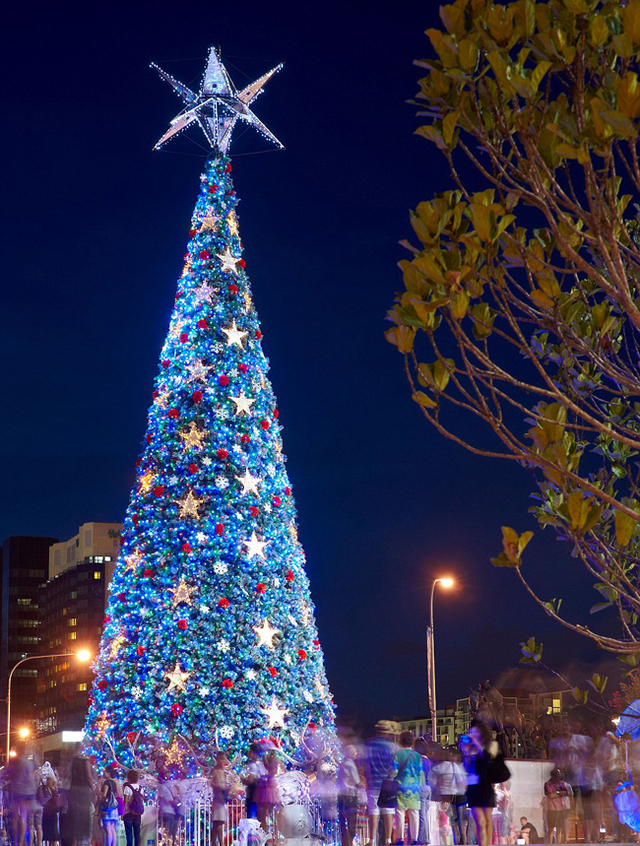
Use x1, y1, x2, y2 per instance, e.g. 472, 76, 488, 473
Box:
125, 783, 145, 816
100, 779, 118, 811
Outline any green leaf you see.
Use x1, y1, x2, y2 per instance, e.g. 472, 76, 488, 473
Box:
563, 0, 589, 12
442, 111, 459, 145
531, 61, 552, 92
589, 15, 610, 48
449, 289, 469, 318
415, 125, 447, 151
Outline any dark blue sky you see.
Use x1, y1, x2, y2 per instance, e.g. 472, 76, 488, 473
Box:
1, 0, 612, 725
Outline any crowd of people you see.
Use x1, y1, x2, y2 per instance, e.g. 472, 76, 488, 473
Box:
0, 715, 635, 846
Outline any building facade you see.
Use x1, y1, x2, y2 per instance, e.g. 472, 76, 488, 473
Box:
0, 536, 58, 735
36, 522, 121, 735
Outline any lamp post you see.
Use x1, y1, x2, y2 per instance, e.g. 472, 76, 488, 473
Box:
427, 577, 454, 745
6, 649, 91, 763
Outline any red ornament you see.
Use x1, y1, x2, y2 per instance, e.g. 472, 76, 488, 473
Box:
192, 390, 203, 403
189, 228, 197, 238
188, 463, 197, 474
168, 408, 179, 419
181, 542, 192, 553
308, 722, 316, 731
153, 485, 165, 497
222, 678, 234, 689
225, 162, 232, 173
146, 434, 152, 444
268, 666, 277, 677
249, 505, 259, 517
285, 486, 292, 496
215, 523, 225, 535
179, 333, 188, 343
197, 318, 208, 329
218, 375, 229, 387
216, 448, 229, 459
297, 649, 307, 660
238, 258, 246, 268
171, 703, 183, 716
260, 420, 269, 430
136, 646, 145, 656
143, 568, 153, 577
152, 390, 159, 400
199, 249, 210, 260
132, 515, 139, 525
255, 330, 262, 339
313, 639, 320, 648
98, 679, 109, 691
135, 458, 142, 468
240, 434, 250, 444
227, 189, 235, 197
272, 496, 281, 507
208, 184, 218, 193
285, 570, 295, 582
177, 619, 187, 630
162, 360, 170, 369
126, 731, 138, 744
238, 363, 248, 374
119, 536, 125, 546
256, 583, 267, 594
86, 696, 94, 706
218, 597, 230, 609
117, 592, 126, 601
228, 284, 238, 295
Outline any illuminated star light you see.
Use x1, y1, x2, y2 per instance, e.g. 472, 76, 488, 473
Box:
262, 698, 287, 729
95, 711, 110, 739
170, 579, 197, 607
124, 550, 144, 573
199, 210, 218, 232
230, 392, 256, 415
253, 619, 280, 649
244, 531, 269, 560
222, 320, 248, 348
165, 661, 191, 691
217, 246, 239, 275
228, 213, 240, 237
140, 472, 155, 493
185, 359, 213, 383
179, 422, 207, 450
191, 282, 217, 307
176, 490, 204, 519
109, 634, 126, 660
151, 47, 283, 153
235, 468, 261, 496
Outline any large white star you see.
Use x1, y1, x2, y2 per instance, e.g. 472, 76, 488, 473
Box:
151, 48, 284, 153
217, 247, 239, 275
236, 468, 261, 496
230, 392, 256, 415
191, 283, 216, 307
262, 698, 287, 729
222, 320, 248, 348
244, 531, 268, 560
165, 662, 191, 691
253, 619, 280, 649
185, 359, 213, 383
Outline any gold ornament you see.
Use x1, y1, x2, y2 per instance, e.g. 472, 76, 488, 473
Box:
140, 472, 155, 493
171, 579, 196, 607
95, 711, 110, 739
179, 422, 207, 450
227, 212, 240, 237
199, 210, 218, 232
124, 549, 144, 573
165, 661, 191, 691
109, 633, 126, 660
176, 490, 204, 519
165, 737, 186, 766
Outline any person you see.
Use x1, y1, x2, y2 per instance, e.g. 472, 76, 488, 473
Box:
519, 816, 540, 844
41, 775, 62, 846
338, 745, 361, 846
122, 771, 144, 846
210, 752, 230, 846
65, 757, 93, 846
544, 768, 572, 844
389, 730, 424, 846
449, 750, 468, 845
157, 774, 180, 846
413, 739, 431, 846
256, 748, 281, 833
242, 744, 266, 821
363, 720, 397, 846
461, 719, 503, 846
315, 758, 339, 843
98, 766, 118, 846
5, 741, 38, 846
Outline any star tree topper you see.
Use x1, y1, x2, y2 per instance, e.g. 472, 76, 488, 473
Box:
151, 47, 284, 153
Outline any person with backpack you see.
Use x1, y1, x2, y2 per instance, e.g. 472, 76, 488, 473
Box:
123, 771, 144, 846
98, 766, 118, 846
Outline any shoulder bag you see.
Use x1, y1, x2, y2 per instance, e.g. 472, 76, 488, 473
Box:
378, 751, 416, 809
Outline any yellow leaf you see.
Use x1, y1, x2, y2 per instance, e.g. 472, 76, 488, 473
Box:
449, 290, 469, 318
385, 326, 416, 353
443, 111, 459, 145
589, 15, 610, 48
617, 73, 640, 119
531, 289, 555, 308
615, 510, 638, 546
623, 0, 640, 45
413, 391, 438, 409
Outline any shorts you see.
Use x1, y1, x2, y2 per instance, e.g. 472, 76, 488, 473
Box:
547, 810, 567, 828
28, 808, 43, 829
368, 791, 395, 816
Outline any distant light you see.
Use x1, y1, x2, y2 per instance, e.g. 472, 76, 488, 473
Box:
8, 750, 17, 758
613, 717, 621, 726
62, 730, 85, 743
440, 578, 454, 589
18, 727, 30, 740
76, 649, 91, 663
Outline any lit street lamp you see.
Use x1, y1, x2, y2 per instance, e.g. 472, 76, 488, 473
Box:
6, 649, 91, 763
427, 577, 454, 744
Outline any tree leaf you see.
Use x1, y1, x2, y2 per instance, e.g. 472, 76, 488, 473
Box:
385, 326, 416, 353
615, 509, 638, 546
623, 0, 640, 45
412, 391, 438, 409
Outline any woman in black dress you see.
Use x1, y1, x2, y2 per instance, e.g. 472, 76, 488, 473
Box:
64, 758, 94, 846
461, 720, 499, 846
42, 776, 62, 846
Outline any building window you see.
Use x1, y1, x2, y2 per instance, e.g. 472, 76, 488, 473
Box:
85, 530, 92, 546
76, 683, 87, 692
66, 546, 74, 564
105, 556, 112, 562
68, 618, 77, 627
70, 591, 77, 599
54, 549, 61, 568
69, 632, 77, 641
17, 598, 31, 606
93, 571, 101, 580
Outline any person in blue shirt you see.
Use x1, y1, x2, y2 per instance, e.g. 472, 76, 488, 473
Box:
363, 720, 397, 846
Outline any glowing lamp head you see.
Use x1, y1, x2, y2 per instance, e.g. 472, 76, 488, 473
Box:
18, 727, 30, 740
439, 578, 454, 589
76, 649, 91, 663
9, 750, 17, 758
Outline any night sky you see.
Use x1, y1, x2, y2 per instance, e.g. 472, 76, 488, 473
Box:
2, 1, 616, 727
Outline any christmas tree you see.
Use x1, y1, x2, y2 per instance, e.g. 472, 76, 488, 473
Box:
83, 48, 335, 773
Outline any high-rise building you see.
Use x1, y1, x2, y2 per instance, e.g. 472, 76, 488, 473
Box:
37, 522, 122, 735
0, 536, 58, 733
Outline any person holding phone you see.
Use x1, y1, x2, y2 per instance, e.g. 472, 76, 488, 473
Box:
460, 720, 501, 846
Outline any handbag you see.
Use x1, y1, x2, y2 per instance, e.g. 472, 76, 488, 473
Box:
378, 751, 415, 809
487, 753, 511, 785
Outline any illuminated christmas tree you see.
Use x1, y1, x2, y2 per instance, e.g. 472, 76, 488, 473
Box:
83, 48, 335, 772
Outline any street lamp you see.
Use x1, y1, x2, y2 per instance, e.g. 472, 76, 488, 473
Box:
18, 727, 30, 740
427, 577, 454, 744
6, 649, 91, 763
